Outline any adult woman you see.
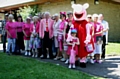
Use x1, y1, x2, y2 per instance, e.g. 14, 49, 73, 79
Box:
6, 14, 17, 55
92, 14, 103, 63
15, 16, 25, 54
23, 17, 32, 56
85, 14, 95, 64
57, 12, 67, 61
53, 14, 61, 60
30, 16, 40, 57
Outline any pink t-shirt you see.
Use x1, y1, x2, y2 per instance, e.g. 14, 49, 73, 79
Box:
92, 22, 103, 42
59, 20, 67, 30
23, 23, 33, 40
15, 22, 24, 32
5, 21, 17, 38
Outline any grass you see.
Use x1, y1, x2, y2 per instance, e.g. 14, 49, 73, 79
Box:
106, 42, 120, 55
0, 53, 103, 79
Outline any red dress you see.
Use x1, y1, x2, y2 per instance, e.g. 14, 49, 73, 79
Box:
73, 20, 88, 59
67, 38, 78, 55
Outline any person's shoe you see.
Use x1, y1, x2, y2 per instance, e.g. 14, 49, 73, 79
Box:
72, 64, 76, 69
65, 59, 69, 64
28, 52, 31, 56
101, 58, 105, 61
6, 52, 11, 55
54, 57, 61, 60
41, 57, 47, 59
90, 59, 94, 64
80, 62, 86, 68
32, 55, 35, 58
47, 55, 49, 59
94, 60, 97, 63
60, 58, 66, 62
35, 54, 38, 58
97, 60, 102, 64
25, 52, 28, 56
68, 64, 72, 69
40, 55, 44, 58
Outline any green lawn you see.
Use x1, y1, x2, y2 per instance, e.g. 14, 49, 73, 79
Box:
106, 43, 120, 55
0, 53, 103, 79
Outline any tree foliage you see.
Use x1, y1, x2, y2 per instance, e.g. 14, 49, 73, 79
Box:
19, 5, 41, 21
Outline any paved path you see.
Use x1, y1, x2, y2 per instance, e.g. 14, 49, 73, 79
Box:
0, 43, 120, 79
38, 56, 120, 79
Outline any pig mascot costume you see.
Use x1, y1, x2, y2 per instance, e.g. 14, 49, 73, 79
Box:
72, 3, 93, 68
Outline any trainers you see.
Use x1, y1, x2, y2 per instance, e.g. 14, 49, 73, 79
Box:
72, 64, 76, 69
28, 52, 31, 56
40, 55, 43, 58
60, 58, 66, 62
47, 55, 49, 59
25, 52, 28, 56
68, 64, 72, 69
94, 60, 97, 63
35, 54, 38, 58
97, 60, 102, 64
65, 59, 69, 64
90, 59, 94, 64
32, 55, 35, 57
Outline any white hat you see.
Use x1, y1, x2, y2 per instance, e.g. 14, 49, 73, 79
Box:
8, 14, 14, 18
92, 14, 99, 18
26, 17, 31, 20
99, 14, 103, 17
54, 13, 59, 16
67, 11, 73, 15
87, 14, 92, 17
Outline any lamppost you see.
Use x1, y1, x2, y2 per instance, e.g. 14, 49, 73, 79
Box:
94, 0, 99, 4
71, 0, 76, 4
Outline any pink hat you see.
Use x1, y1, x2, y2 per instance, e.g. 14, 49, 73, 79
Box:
60, 12, 66, 15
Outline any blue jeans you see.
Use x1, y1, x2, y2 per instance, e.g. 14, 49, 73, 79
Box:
7, 38, 16, 53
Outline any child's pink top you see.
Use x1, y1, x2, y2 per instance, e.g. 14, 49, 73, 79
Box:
5, 21, 17, 38
92, 22, 103, 42
66, 36, 79, 55
15, 22, 24, 32
30, 21, 40, 33
22, 23, 33, 40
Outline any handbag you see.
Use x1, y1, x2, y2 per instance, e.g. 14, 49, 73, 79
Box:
69, 45, 76, 64
86, 43, 94, 53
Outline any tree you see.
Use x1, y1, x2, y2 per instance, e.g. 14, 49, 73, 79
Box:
18, 5, 41, 21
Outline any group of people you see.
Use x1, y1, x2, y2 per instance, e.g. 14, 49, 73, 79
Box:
2, 8, 109, 69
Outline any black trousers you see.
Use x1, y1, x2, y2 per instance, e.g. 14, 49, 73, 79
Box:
101, 35, 106, 58
15, 32, 25, 54
42, 32, 53, 58
2, 33, 7, 53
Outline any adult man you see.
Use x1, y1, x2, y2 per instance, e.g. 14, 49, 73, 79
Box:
98, 14, 109, 59
39, 12, 54, 59
2, 14, 8, 53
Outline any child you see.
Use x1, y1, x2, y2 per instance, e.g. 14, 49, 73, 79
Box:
66, 29, 80, 68
23, 17, 32, 56
29, 16, 40, 58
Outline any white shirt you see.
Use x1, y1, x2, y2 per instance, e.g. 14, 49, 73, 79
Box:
53, 19, 61, 36
99, 20, 109, 35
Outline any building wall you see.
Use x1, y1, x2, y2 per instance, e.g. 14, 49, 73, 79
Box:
38, 0, 120, 42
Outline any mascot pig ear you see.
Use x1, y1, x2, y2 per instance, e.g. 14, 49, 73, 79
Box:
83, 3, 89, 9
72, 4, 76, 9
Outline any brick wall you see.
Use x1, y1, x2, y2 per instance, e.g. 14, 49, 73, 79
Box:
38, 0, 120, 42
